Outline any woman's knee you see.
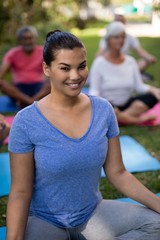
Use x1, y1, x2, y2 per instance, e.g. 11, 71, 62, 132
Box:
130, 100, 149, 112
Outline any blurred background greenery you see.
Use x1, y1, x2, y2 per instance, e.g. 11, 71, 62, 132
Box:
0, 0, 159, 45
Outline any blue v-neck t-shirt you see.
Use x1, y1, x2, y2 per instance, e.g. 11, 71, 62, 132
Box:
8, 95, 119, 228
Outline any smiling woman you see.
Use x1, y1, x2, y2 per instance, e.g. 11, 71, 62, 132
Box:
6, 30, 160, 240
43, 47, 88, 97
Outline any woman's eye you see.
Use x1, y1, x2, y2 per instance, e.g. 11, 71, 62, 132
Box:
79, 64, 86, 70
61, 67, 69, 71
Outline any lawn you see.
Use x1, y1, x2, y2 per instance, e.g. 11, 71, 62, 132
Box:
0, 22, 160, 227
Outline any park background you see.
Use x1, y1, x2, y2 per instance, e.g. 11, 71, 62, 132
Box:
0, 0, 160, 227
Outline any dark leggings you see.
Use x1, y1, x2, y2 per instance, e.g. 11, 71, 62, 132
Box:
15, 82, 44, 97
117, 93, 158, 111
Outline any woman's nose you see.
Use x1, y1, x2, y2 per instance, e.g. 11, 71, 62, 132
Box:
69, 69, 80, 80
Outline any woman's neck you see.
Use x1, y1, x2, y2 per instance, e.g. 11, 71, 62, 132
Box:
104, 49, 125, 64
41, 92, 81, 111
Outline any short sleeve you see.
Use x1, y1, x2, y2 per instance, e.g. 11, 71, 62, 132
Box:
107, 102, 119, 139
8, 112, 34, 153
3, 49, 14, 66
129, 35, 140, 49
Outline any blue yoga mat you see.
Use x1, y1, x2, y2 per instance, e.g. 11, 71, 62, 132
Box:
0, 153, 11, 197
0, 227, 6, 240
116, 193, 160, 205
81, 86, 89, 95
101, 135, 160, 177
0, 95, 19, 113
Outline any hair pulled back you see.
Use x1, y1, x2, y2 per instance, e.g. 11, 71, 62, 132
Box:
43, 30, 85, 66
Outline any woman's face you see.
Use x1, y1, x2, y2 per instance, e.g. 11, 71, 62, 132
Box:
107, 32, 125, 51
43, 47, 88, 97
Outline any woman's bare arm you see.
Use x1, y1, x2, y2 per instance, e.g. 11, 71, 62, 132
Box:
104, 136, 160, 213
6, 151, 34, 240
0, 62, 11, 80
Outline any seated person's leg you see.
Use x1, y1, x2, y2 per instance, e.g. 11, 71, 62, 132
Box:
81, 200, 160, 240
0, 80, 33, 106
15, 82, 45, 97
25, 216, 68, 240
16, 81, 51, 101
115, 93, 158, 124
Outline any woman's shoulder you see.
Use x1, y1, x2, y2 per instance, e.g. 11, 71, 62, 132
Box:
14, 103, 37, 122
124, 55, 137, 64
4, 46, 22, 58
125, 55, 137, 67
90, 56, 107, 70
89, 95, 112, 109
93, 55, 106, 64
89, 95, 118, 128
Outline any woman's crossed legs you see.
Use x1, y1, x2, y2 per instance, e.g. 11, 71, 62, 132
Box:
25, 200, 160, 240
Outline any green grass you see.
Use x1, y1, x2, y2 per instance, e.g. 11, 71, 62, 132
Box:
0, 22, 160, 227
0, 197, 7, 226
100, 171, 160, 199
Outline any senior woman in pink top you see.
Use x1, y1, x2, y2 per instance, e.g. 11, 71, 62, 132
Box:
0, 25, 50, 106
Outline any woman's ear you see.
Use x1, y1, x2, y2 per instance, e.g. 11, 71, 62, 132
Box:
42, 61, 50, 77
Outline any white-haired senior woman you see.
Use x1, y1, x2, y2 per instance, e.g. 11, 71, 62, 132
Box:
89, 21, 160, 125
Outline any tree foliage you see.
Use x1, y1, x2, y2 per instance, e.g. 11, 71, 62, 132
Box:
0, 0, 131, 44
153, 0, 160, 16
0, 0, 91, 43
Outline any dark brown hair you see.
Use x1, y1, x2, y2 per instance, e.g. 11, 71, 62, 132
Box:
43, 30, 86, 66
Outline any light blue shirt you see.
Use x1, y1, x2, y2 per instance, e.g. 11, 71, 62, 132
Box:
8, 95, 119, 228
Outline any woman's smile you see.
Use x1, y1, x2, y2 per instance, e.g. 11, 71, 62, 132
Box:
65, 80, 83, 89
